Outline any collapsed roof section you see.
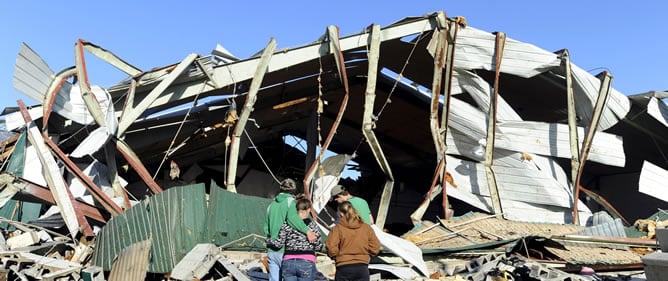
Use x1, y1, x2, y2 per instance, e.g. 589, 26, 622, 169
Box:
4, 11, 668, 233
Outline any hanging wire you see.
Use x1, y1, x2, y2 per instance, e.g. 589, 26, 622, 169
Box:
244, 128, 280, 184
152, 81, 208, 179
376, 21, 430, 119
222, 63, 239, 187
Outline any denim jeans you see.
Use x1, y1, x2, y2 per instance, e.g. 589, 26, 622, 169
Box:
281, 258, 316, 281
267, 251, 284, 281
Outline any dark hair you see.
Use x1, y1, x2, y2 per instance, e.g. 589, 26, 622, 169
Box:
337, 201, 361, 224
296, 198, 312, 211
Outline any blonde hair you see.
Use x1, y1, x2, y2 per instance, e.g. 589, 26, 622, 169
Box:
337, 201, 362, 225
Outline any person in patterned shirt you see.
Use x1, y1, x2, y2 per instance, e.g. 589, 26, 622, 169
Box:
266, 195, 323, 281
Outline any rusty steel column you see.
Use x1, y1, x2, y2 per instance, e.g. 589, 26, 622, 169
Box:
572, 72, 612, 225
303, 26, 350, 200
484, 32, 506, 216
559, 50, 582, 224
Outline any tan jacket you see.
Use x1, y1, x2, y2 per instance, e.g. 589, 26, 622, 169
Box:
325, 218, 381, 267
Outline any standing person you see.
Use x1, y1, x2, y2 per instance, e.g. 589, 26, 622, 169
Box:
266, 196, 323, 281
326, 201, 381, 281
331, 185, 374, 225
265, 179, 318, 281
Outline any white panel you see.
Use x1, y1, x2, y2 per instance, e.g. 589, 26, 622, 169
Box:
453, 70, 522, 121
496, 120, 625, 167
453, 26, 561, 78
570, 64, 630, 131
647, 97, 668, 127
12, 43, 54, 102
639, 161, 668, 202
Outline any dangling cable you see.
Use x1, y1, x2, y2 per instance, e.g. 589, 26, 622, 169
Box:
376, 21, 430, 118
152, 81, 207, 179
244, 129, 280, 184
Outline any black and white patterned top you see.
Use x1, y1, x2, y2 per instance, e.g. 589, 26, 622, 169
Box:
266, 218, 323, 255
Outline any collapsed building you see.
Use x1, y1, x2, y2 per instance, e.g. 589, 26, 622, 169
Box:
0, 10, 666, 280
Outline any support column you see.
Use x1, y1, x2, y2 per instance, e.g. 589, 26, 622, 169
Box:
484, 32, 506, 216
226, 39, 277, 193
361, 25, 393, 228
572, 72, 612, 225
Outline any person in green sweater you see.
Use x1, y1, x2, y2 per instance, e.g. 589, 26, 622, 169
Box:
264, 179, 318, 281
331, 185, 374, 225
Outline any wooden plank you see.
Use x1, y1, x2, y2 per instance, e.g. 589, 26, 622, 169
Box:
170, 243, 220, 280
218, 256, 251, 281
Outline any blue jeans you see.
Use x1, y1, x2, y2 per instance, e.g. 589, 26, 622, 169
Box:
267, 251, 284, 281
281, 258, 316, 281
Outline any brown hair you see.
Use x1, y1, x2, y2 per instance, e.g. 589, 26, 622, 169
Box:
337, 201, 361, 225
296, 197, 311, 211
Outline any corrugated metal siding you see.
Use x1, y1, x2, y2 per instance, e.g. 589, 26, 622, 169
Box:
207, 184, 271, 249
1, 132, 41, 230
639, 161, 668, 202
13, 43, 54, 102
91, 183, 207, 273
107, 238, 151, 281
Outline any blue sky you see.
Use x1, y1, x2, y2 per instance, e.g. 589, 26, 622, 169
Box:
0, 1, 666, 110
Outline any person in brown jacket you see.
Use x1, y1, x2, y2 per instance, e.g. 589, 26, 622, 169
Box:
326, 201, 381, 281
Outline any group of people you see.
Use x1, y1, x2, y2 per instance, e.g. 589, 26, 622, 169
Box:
264, 179, 381, 281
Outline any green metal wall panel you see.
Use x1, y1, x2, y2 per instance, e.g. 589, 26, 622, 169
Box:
6, 131, 26, 177
206, 183, 271, 250
91, 183, 207, 273
0, 201, 42, 230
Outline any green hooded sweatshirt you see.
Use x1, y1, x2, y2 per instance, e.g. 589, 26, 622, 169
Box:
263, 193, 310, 252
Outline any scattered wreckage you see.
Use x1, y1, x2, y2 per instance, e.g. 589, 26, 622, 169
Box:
0, 10, 666, 280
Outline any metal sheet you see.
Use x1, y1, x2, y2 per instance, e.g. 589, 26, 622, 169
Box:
206, 183, 271, 248
91, 184, 207, 273
108, 238, 151, 281
639, 161, 668, 202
